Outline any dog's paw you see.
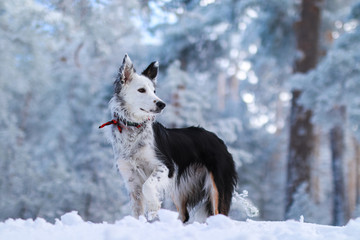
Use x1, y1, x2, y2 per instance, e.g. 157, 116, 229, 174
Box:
146, 211, 159, 222
144, 198, 161, 213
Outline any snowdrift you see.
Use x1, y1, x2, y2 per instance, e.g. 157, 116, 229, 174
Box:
1, 210, 359, 240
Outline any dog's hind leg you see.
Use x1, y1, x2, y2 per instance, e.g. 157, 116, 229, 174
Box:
142, 164, 169, 221
179, 199, 190, 223
202, 172, 220, 219
171, 194, 189, 223
209, 173, 219, 215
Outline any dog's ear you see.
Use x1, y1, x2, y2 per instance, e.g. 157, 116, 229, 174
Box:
142, 61, 159, 83
114, 54, 135, 93
119, 54, 136, 83
120, 54, 135, 84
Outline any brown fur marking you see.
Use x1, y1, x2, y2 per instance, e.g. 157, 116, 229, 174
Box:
210, 172, 219, 215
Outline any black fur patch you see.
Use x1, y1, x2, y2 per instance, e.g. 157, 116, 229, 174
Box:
152, 122, 238, 218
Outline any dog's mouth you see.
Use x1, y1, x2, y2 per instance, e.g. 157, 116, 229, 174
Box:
140, 108, 162, 114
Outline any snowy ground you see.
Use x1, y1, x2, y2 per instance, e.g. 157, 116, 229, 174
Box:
1, 210, 360, 240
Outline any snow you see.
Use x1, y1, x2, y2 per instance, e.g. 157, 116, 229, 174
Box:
1, 210, 360, 240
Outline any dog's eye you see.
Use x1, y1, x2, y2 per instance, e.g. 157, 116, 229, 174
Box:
154, 90, 156, 94
138, 88, 146, 93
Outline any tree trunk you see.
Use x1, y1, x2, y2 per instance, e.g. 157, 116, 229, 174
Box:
285, 0, 321, 217
330, 111, 346, 226
310, 127, 322, 204
346, 134, 358, 222
356, 140, 360, 212
348, 136, 360, 219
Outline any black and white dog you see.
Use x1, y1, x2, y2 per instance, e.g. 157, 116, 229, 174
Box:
101, 54, 237, 223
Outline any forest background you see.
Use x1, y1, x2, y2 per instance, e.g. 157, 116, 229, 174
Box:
1, 0, 360, 226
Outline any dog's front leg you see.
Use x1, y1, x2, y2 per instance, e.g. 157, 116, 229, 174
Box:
128, 177, 145, 218
118, 161, 145, 218
142, 164, 169, 221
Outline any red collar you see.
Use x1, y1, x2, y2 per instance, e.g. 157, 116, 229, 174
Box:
98, 119, 143, 133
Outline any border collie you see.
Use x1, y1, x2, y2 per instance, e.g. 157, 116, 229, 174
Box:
100, 54, 237, 222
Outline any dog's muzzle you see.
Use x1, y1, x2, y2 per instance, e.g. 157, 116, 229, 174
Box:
156, 101, 166, 110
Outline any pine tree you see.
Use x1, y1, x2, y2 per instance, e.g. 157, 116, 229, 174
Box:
286, 0, 322, 219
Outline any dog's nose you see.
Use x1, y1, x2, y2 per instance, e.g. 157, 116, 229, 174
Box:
156, 101, 166, 110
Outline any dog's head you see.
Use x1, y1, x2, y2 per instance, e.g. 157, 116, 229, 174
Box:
111, 54, 166, 122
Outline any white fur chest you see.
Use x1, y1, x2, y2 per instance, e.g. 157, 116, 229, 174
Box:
110, 123, 160, 181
